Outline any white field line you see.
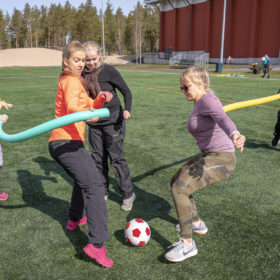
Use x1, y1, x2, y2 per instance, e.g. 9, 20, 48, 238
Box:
0, 75, 57, 79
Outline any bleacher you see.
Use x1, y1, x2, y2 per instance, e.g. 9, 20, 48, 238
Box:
169, 51, 209, 69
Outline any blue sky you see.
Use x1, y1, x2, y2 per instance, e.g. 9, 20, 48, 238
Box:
1, 0, 145, 16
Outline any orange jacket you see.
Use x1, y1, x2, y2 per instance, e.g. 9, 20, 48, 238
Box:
49, 74, 105, 143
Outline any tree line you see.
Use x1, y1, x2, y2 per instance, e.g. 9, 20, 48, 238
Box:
0, 0, 159, 56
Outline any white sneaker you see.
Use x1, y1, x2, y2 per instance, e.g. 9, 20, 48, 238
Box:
175, 220, 208, 235
120, 192, 136, 211
165, 239, 198, 262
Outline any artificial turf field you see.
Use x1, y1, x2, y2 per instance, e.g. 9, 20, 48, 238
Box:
0, 66, 279, 280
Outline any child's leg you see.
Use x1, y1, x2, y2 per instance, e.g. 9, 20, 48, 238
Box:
0, 160, 8, 201
0, 165, 8, 201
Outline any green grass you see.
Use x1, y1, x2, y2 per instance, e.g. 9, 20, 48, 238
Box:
0, 66, 280, 280
118, 63, 280, 79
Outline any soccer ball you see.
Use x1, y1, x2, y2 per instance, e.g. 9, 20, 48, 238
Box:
125, 218, 151, 246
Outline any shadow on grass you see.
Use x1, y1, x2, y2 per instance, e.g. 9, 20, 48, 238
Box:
33, 154, 176, 263
16, 168, 93, 261
2, 155, 193, 264
32, 156, 106, 266
245, 138, 280, 151
111, 157, 193, 250
0, 155, 103, 267
33, 156, 72, 184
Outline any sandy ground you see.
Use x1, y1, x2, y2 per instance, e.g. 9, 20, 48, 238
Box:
1, 48, 278, 71
0, 48, 132, 67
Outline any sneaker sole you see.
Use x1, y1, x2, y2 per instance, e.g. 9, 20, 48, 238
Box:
121, 206, 133, 211
193, 229, 208, 235
165, 248, 198, 262
176, 227, 208, 235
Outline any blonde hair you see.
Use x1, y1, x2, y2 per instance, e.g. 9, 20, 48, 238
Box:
60, 41, 85, 78
181, 65, 211, 93
83, 41, 104, 67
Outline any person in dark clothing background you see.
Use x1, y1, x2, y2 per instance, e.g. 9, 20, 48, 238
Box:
262, 54, 270, 79
271, 88, 280, 147
82, 41, 135, 211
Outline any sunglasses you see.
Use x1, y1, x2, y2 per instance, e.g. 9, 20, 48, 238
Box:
180, 86, 189, 91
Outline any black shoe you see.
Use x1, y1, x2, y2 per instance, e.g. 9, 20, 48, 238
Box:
272, 134, 280, 147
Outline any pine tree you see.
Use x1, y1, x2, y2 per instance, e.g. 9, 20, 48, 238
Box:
104, 1, 117, 55
143, 5, 159, 52
2, 1, 160, 55
115, 8, 125, 55
0, 10, 9, 49
124, 13, 134, 54
22, 3, 32, 47
10, 8, 23, 48
133, 2, 144, 64
72, 0, 101, 43
62, 1, 75, 44
39, 6, 48, 47
31, 6, 41, 47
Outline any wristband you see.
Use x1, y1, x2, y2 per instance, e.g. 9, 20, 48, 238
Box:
230, 130, 240, 139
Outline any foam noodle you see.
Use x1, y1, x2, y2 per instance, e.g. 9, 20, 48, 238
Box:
0, 108, 110, 143
223, 94, 280, 112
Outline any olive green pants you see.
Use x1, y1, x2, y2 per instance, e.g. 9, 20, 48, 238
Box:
171, 152, 236, 239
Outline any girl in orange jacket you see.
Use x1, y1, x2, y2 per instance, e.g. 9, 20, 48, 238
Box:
48, 41, 114, 268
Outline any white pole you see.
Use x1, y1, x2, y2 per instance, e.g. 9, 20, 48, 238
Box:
220, 0, 227, 64
102, 0, 105, 57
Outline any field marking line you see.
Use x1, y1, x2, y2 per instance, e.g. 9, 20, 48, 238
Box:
0, 76, 57, 79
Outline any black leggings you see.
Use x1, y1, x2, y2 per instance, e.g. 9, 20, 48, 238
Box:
49, 140, 109, 245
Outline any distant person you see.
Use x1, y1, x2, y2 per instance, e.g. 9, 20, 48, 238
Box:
0, 100, 13, 201
164, 65, 246, 263
271, 88, 280, 147
262, 54, 270, 78
82, 41, 135, 211
48, 41, 114, 268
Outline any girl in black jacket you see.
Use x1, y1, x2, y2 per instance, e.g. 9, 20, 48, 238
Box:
83, 41, 135, 211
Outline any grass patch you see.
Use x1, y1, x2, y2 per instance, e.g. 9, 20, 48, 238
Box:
0, 66, 279, 280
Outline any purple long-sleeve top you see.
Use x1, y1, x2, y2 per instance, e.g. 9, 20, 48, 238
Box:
187, 92, 237, 153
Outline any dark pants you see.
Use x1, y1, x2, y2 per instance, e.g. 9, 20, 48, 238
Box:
273, 110, 280, 136
49, 140, 109, 245
88, 120, 133, 199
263, 65, 270, 78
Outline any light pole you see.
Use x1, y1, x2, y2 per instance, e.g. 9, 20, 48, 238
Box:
216, 0, 227, 73
101, 0, 105, 57
220, 0, 227, 64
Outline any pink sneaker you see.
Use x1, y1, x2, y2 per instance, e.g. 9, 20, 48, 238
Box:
0, 191, 8, 201
66, 216, 87, 231
83, 244, 114, 268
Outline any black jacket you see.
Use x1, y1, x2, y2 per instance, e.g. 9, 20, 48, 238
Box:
83, 64, 132, 126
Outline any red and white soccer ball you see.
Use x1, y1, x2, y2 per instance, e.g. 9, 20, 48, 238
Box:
125, 218, 151, 246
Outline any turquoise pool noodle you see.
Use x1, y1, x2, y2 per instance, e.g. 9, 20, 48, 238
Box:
0, 108, 109, 143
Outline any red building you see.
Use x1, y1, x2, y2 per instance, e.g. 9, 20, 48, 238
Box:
152, 0, 280, 63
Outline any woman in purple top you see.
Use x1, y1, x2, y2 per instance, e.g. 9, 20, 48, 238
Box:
165, 65, 246, 263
